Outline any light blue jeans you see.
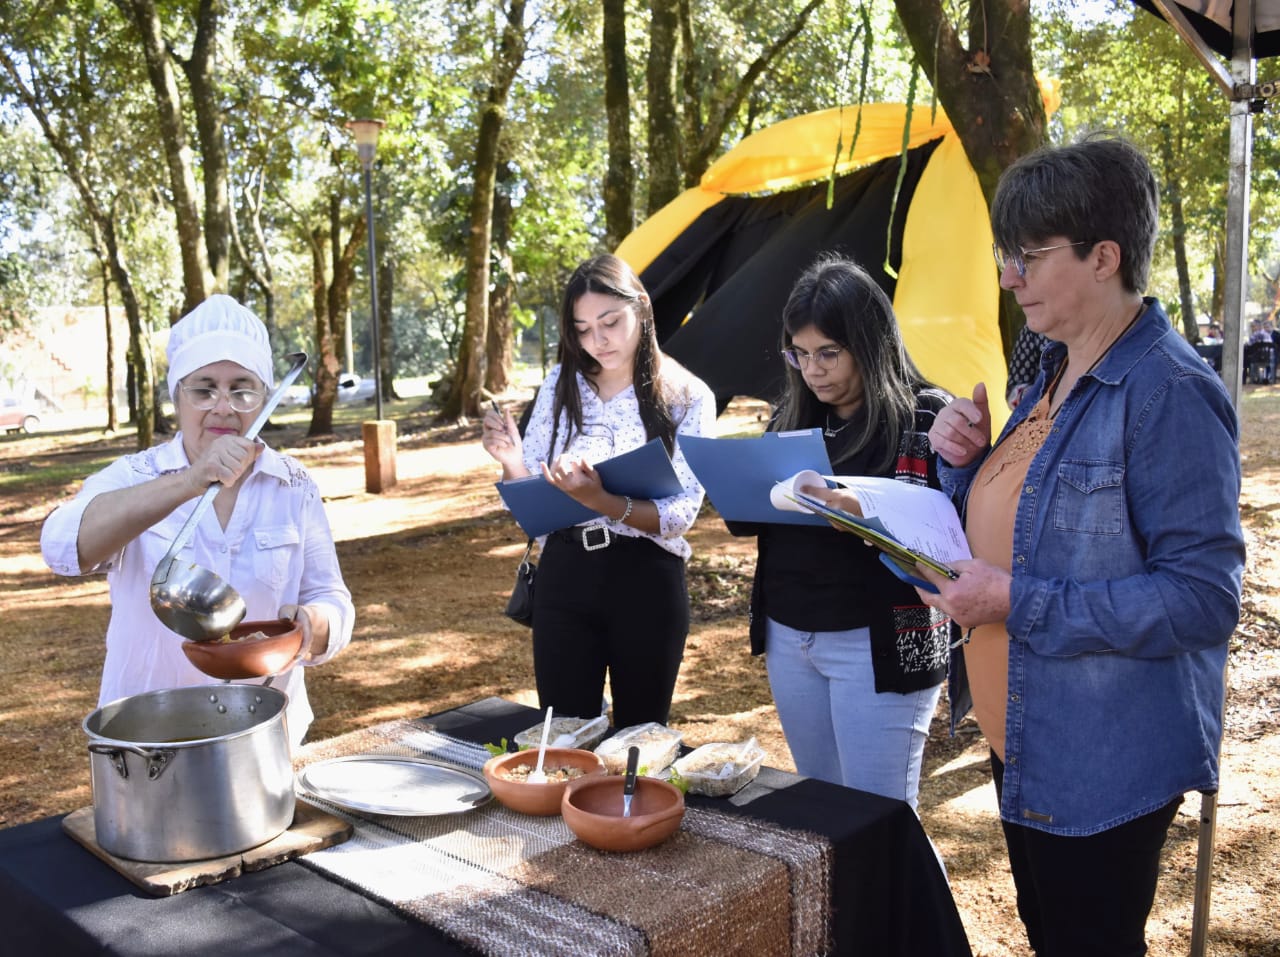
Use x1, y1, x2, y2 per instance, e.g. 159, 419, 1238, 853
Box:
765, 617, 941, 811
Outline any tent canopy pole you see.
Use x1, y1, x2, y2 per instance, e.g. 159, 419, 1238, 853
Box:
1142, 5, 1261, 957
1147, 0, 1236, 95
1193, 10, 1252, 957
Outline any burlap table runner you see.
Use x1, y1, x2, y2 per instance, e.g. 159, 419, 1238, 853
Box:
294, 719, 831, 957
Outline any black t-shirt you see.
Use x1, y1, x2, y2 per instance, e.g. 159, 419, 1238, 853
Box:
758, 415, 920, 633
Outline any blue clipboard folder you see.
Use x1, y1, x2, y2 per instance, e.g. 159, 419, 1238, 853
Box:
496, 437, 684, 538
680, 430, 834, 526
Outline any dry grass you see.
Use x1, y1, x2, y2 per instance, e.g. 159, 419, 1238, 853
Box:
0, 388, 1276, 956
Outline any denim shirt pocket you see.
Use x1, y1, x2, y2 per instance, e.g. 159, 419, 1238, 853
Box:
1053, 461, 1125, 535
252, 524, 301, 588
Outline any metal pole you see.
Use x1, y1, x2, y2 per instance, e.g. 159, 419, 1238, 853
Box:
1219, 74, 1254, 413
360, 162, 383, 421
1191, 9, 1253, 955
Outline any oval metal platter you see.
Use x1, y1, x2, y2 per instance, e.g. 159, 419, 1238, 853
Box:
297, 755, 492, 816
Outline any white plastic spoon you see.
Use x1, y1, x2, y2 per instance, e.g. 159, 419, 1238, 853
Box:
527, 706, 553, 784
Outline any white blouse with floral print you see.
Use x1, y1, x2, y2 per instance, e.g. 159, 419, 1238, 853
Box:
520, 363, 716, 560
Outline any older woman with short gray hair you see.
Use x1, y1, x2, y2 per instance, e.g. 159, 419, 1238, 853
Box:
922, 137, 1244, 956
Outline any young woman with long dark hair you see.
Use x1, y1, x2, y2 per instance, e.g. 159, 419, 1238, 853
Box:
481, 254, 716, 729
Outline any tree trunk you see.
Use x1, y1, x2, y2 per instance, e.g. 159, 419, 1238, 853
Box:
602, 0, 634, 250
114, 0, 212, 313
329, 193, 350, 376
1211, 233, 1225, 323
486, 259, 514, 396
646, 0, 681, 215
126, 361, 137, 428
101, 218, 154, 449
228, 169, 276, 329
893, 0, 1047, 357
485, 161, 515, 397
179, 0, 230, 291
1158, 125, 1199, 341
99, 257, 119, 433
443, 0, 527, 421
328, 231, 360, 385
378, 237, 397, 400
449, 103, 503, 419
305, 205, 364, 437
308, 228, 337, 436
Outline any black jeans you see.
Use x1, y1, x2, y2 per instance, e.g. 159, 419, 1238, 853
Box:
990, 752, 1182, 957
532, 529, 688, 730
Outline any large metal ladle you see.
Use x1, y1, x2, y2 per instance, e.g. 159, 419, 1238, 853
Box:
149, 352, 308, 642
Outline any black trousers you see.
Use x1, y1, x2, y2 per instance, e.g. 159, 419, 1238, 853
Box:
990, 751, 1182, 957
532, 529, 688, 730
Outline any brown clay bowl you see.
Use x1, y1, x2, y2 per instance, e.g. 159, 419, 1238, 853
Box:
181, 618, 304, 680
560, 774, 685, 852
482, 747, 607, 816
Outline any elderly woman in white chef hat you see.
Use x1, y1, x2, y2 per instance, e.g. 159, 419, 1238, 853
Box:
41, 295, 354, 747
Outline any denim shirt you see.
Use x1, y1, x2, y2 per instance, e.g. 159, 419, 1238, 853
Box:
942, 299, 1244, 835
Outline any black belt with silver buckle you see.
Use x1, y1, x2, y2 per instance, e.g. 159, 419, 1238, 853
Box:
553, 522, 625, 551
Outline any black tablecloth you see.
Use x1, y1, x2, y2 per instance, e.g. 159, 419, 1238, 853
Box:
0, 697, 971, 956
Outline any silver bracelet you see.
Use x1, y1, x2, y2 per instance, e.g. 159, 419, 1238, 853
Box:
614, 495, 634, 525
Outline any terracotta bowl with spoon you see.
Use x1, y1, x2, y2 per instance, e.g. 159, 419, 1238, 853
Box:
482, 747, 607, 816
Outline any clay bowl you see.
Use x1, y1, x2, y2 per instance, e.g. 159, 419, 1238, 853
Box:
482, 747, 607, 816
561, 774, 685, 852
181, 618, 304, 680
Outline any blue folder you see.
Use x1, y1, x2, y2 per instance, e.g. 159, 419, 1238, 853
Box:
496, 438, 684, 538
680, 430, 834, 526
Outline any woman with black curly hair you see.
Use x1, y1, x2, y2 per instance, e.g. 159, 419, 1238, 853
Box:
728, 255, 953, 809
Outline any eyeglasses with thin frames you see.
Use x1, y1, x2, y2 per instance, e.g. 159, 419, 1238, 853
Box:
783, 345, 843, 371
179, 384, 266, 413
992, 241, 1091, 279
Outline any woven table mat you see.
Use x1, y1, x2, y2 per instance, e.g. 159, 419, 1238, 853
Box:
294, 719, 831, 956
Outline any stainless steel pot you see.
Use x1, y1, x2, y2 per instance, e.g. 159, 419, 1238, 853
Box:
83, 684, 295, 862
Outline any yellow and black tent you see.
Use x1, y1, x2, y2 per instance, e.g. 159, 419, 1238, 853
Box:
616, 103, 1007, 429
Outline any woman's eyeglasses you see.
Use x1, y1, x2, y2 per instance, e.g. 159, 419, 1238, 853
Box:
783, 346, 843, 371
180, 385, 266, 413
992, 241, 1091, 279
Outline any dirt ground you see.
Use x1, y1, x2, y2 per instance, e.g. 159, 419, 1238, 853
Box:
0, 387, 1277, 956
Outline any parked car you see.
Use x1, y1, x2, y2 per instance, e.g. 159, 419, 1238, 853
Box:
0, 396, 40, 434
336, 373, 376, 403
277, 384, 313, 408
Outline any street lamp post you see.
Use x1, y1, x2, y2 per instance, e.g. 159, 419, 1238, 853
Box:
346, 118, 386, 420
346, 117, 396, 492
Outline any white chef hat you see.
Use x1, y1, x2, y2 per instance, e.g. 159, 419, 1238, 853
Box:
166, 294, 274, 399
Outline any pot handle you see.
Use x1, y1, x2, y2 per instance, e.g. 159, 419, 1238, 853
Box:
88, 742, 178, 781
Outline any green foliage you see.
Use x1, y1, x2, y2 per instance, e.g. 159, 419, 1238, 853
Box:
1035, 3, 1278, 316
761, 2, 916, 119
5, 0, 1271, 412
666, 767, 691, 794
0, 0, 166, 323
